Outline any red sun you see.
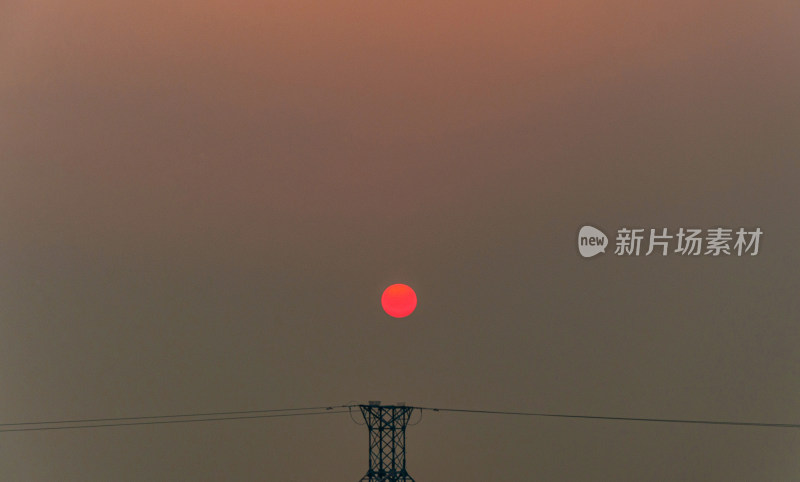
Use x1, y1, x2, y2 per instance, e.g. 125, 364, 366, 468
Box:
381, 284, 417, 318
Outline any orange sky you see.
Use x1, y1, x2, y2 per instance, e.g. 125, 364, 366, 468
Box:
2, 1, 799, 480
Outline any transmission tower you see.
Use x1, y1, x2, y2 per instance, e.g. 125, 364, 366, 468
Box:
358, 402, 415, 482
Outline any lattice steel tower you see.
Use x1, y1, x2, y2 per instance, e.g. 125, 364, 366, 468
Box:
358, 403, 415, 482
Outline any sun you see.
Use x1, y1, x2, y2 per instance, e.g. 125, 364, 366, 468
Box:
381, 284, 417, 318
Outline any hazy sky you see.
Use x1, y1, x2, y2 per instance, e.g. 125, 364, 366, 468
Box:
2, 1, 799, 480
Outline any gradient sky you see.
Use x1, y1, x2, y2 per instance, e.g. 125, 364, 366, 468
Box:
2, 1, 799, 480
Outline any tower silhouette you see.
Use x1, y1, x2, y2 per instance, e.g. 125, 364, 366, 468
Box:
358, 403, 415, 481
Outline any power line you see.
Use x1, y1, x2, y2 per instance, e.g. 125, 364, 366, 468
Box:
0, 409, 349, 433
0, 405, 346, 427
3, 402, 798, 434
414, 406, 800, 429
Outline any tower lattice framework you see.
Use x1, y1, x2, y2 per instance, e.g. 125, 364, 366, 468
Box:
358, 404, 415, 482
